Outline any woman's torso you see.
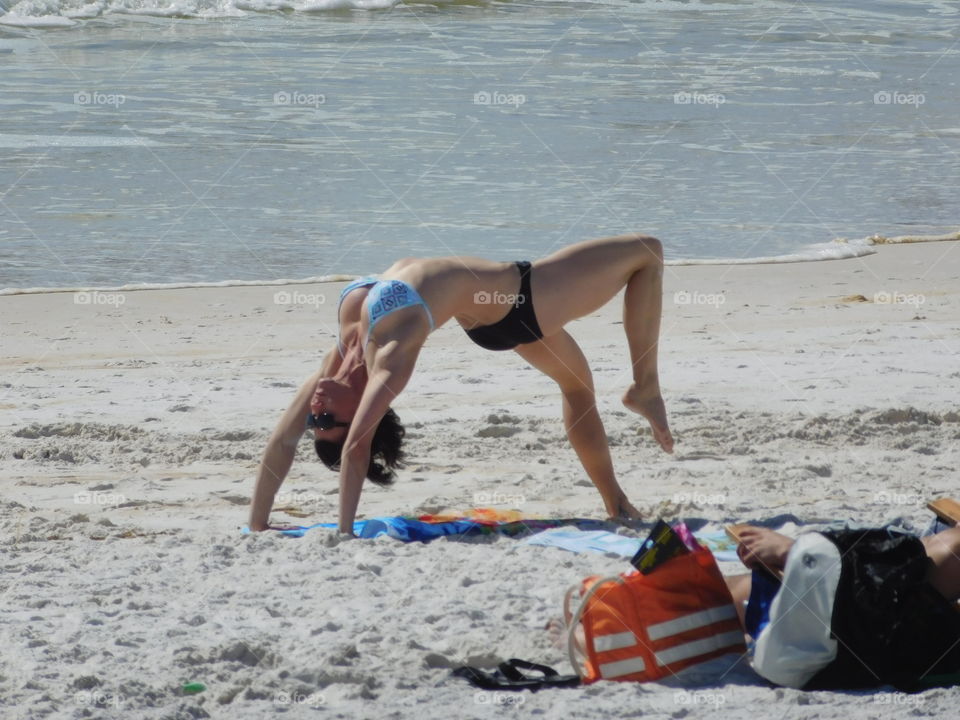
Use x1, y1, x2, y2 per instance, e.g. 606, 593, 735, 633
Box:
338, 256, 527, 356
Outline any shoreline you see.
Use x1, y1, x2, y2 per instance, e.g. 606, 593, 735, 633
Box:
2, 231, 956, 296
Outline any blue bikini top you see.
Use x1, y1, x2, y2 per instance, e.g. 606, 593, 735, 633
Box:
337, 277, 435, 354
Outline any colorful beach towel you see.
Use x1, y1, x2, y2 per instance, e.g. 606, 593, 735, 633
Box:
525, 527, 740, 562
524, 529, 642, 557
243, 508, 740, 561
244, 509, 606, 541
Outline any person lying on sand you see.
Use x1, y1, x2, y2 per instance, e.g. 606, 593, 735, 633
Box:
249, 234, 673, 533
726, 525, 960, 689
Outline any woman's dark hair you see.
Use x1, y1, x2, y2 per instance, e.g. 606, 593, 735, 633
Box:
314, 407, 405, 486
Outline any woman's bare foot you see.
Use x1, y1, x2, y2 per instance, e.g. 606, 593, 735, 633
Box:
736, 527, 795, 573
606, 496, 642, 521
622, 383, 674, 453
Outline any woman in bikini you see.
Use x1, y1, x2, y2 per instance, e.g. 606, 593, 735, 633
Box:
248, 233, 673, 534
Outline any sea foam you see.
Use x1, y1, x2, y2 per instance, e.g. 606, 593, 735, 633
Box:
1, 0, 402, 25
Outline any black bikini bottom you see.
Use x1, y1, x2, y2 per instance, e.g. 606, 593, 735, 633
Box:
464, 261, 544, 351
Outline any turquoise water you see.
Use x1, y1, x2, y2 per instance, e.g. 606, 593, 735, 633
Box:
1, 0, 958, 289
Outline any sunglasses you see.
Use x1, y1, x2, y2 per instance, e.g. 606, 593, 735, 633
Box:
306, 412, 350, 431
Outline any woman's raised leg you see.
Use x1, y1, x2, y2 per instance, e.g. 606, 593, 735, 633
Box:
531, 233, 673, 452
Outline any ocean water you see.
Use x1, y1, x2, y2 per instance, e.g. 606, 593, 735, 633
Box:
1, 0, 958, 290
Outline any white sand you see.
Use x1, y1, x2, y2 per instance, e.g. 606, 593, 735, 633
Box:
2, 241, 959, 718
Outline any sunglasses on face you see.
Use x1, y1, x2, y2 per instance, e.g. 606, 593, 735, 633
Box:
306, 412, 351, 431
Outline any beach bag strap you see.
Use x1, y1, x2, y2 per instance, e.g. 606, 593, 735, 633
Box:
566, 574, 625, 679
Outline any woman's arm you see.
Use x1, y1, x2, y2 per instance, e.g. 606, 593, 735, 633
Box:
337, 342, 419, 534
248, 353, 336, 530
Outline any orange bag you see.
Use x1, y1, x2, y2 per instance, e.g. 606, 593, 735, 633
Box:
564, 546, 745, 683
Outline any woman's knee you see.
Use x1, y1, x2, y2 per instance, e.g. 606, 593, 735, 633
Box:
923, 529, 960, 600
923, 527, 960, 563
627, 234, 663, 264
